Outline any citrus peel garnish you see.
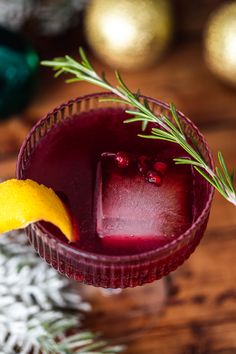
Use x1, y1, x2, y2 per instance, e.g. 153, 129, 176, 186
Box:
0, 179, 77, 242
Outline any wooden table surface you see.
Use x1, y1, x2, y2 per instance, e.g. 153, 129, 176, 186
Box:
1, 41, 236, 354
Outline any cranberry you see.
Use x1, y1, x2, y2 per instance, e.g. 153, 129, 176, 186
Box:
146, 171, 162, 186
115, 151, 130, 168
153, 161, 167, 175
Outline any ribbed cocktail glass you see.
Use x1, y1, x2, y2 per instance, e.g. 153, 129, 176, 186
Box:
17, 93, 214, 289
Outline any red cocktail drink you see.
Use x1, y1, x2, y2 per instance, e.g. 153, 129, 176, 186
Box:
17, 93, 214, 288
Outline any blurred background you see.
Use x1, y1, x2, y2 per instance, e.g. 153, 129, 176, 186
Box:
1, 0, 236, 178
1, 1, 236, 353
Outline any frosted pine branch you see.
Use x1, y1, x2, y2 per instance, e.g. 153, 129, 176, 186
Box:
0, 232, 124, 354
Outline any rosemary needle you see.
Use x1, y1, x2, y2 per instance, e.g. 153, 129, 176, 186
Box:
41, 48, 236, 206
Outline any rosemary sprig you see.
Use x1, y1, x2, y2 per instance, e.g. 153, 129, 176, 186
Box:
41, 48, 236, 206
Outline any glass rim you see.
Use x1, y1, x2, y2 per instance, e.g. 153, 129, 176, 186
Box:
17, 92, 215, 264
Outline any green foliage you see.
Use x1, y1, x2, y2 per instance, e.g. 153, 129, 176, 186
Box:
41, 48, 236, 206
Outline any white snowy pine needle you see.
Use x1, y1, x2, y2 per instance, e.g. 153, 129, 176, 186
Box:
0, 231, 124, 354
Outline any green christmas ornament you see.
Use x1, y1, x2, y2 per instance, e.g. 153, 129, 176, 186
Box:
0, 26, 39, 120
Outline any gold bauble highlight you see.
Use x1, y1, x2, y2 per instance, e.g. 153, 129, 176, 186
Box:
85, 0, 173, 70
205, 2, 236, 86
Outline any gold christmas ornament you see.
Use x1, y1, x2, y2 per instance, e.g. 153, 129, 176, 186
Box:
204, 2, 236, 86
84, 0, 173, 70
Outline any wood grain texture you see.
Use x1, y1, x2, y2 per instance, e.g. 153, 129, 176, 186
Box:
22, 41, 236, 126
0, 41, 236, 353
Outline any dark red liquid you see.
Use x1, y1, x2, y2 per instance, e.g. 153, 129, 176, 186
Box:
24, 108, 195, 256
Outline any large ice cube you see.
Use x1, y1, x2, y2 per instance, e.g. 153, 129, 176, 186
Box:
95, 158, 192, 239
